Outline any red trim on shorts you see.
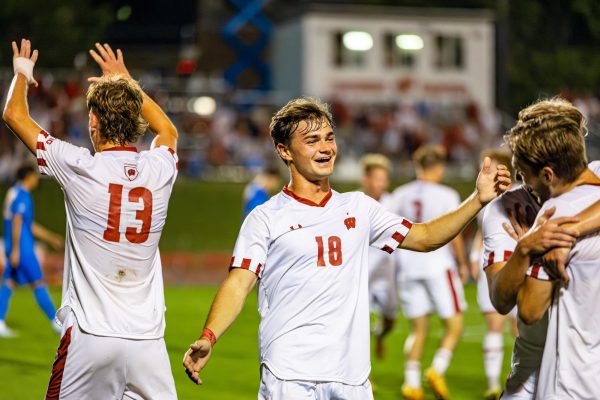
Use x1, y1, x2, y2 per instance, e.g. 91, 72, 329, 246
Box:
282, 186, 332, 207
37, 141, 46, 151
486, 251, 495, 268
446, 270, 461, 314
40, 130, 49, 138
37, 158, 48, 167
530, 263, 541, 278
103, 146, 138, 152
503, 250, 513, 261
45, 326, 72, 400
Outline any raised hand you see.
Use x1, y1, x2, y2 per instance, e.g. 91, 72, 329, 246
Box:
475, 157, 512, 205
12, 39, 38, 86
88, 42, 131, 80
182, 338, 212, 385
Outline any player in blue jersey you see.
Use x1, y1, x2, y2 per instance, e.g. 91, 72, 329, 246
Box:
0, 165, 63, 337
242, 165, 281, 219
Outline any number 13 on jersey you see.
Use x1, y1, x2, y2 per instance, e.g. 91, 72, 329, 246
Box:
104, 183, 153, 244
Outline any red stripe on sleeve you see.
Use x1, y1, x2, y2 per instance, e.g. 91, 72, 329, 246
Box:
530, 263, 541, 279
503, 250, 513, 261
392, 231, 406, 244
240, 258, 251, 270
382, 245, 394, 254
37, 158, 48, 167
255, 263, 262, 276
37, 141, 46, 151
168, 148, 175, 156
486, 251, 495, 267
446, 270, 462, 314
40, 130, 49, 138
45, 326, 72, 400
229, 256, 235, 268
401, 219, 413, 230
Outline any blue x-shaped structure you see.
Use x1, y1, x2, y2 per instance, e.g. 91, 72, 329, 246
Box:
221, 0, 272, 92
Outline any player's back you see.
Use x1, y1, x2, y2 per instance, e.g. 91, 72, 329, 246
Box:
37, 132, 178, 339
536, 184, 600, 399
391, 180, 460, 279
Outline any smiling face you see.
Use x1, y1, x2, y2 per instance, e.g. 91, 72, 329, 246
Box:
276, 119, 337, 183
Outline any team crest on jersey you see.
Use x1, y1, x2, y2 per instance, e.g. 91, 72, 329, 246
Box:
344, 217, 356, 230
124, 164, 139, 181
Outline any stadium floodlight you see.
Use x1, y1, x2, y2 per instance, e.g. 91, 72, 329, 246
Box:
395, 34, 424, 50
189, 96, 217, 116
342, 31, 373, 51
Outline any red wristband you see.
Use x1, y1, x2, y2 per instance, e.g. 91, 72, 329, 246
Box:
201, 327, 217, 347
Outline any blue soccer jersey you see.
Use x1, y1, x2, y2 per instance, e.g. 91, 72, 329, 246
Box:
242, 182, 270, 219
3, 185, 40, 284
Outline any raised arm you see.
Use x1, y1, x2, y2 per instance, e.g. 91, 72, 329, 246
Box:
89, 43, 178, 150
32, 222, 64, 250
182, 268, 257, 385
2, 39, 44, 154
401, 157, 511, 252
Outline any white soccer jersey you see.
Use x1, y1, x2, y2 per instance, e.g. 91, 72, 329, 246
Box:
530, 185, 600, 399
36, 130, 178, 339
482, 186, 547, 396
390, 180, 460, 280
230, 187, 412, 385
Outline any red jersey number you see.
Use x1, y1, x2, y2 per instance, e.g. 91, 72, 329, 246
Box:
103, 183, 153, 244
412, 200, 423, 223
315, 236, 343, 267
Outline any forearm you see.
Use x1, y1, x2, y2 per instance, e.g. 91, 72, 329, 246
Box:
3, 74, 37, 153
142, 92, 178, 150
489, 246, 530, 314
569, 199, 600, 237
11, 216, 22, 255
201, 269, 257, 341
402, 192, 482, 252
517, 277, 554, 325
32, 222, 54, 242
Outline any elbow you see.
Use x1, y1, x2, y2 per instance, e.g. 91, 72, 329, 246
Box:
490, 292, 514, 316
2, 106, 25, 127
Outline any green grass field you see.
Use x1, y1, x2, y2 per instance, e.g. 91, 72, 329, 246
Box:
0, 285, 514, 399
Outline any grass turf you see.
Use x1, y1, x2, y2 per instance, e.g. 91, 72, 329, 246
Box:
0, 284, 514, 399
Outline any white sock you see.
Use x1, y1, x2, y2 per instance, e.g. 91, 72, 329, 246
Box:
405, 360, 421, 388
0, 320, 6, 329
483, 332, 504, 389
431, 348, 453, 375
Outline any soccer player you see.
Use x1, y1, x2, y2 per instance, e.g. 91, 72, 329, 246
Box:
390, 145, 469, 400
502, 98, 600, 398
183, 97, 510, 399
360, 153, 397, 359
0, 164, 63, 337
242, 165, 281, 219
471, 149, 518, 399
3, 39, 178, 399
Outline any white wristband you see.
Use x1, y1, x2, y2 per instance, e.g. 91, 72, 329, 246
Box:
13, 57, 36, 85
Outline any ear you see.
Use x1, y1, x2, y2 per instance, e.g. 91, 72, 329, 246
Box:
541, 166, 554, 183
276, 143, 292, 164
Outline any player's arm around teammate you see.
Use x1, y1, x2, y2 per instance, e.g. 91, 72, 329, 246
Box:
183, 268, 258, 384
88, 42, 178, 151
400, 157, 511, 252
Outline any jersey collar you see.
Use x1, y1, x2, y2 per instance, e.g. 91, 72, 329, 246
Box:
282, 186, 332, 207
102, 146, 138, 152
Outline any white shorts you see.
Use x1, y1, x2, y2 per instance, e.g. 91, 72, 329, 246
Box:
501, 368, 538, 399
46, 311, 177, 400
258, 365, 373, 400
368, 251, 397, 318
477, 271, 518, 318
399, 269, 466, 319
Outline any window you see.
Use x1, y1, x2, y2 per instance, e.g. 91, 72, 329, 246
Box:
333, 31, 373, 68
434, 35, 464, 69
384, 33, 423, 68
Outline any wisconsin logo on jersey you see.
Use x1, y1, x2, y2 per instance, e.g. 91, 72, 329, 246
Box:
124, 164, 139, 181
344, 217, 356, 230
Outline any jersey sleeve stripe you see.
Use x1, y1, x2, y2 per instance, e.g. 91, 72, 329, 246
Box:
503, 250, 513, 261
530, 263, 541, 278
229, 256, 262, 277
40, 129, 49, 138
45, 326, 72, 400
401, 219, 413, 230
486, 251, 495, 268
382, 244, 394, 254
37, 158, 48, 167
36, 141, 46, 151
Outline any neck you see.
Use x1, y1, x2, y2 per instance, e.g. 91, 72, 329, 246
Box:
96, 141, 130, 152
417, 173, 440, 183
551, 168, 600, 197
287, 169, 331, 203
18, 181, 31, 191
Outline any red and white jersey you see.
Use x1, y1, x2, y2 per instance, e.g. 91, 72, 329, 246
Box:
482, 186, 547, 392
531, 184, 600, 399
390, 180, 460, 280
36, 130, 178, 339
230, 188, 412, 384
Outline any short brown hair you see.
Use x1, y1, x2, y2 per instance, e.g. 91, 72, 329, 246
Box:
480, 148, 514, 177
504, 97, 587, 182
86, 75, 148, 146
412, 145, 446, 170
360, 153, 391, 176
269, 98, 334, 147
